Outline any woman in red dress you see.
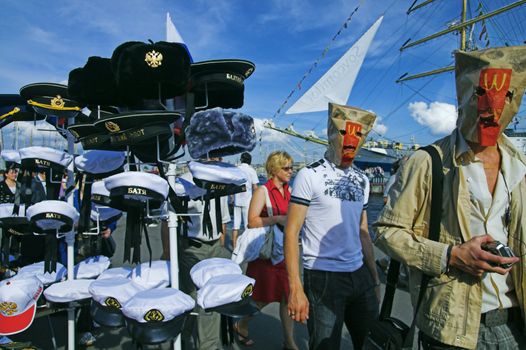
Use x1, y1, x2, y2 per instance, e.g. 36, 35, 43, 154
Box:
234, 151, 298, 350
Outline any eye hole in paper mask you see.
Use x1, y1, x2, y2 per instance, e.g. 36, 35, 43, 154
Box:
340, 121, 363, 166
475, 68, 512, 146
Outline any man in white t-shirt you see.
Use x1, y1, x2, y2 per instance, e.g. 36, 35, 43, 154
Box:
176, 170, 231, 350
285, 103, 380, 350
232, 152, 259, 249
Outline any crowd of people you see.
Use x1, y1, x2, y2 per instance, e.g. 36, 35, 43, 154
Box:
0, 165, 119, 346
168, 46, 526, 350
2, 45, 526, 350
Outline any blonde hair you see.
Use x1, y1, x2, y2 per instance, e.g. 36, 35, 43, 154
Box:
265, 151, 293, 178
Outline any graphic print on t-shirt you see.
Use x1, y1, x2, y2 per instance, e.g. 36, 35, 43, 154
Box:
323, 170, 366, 202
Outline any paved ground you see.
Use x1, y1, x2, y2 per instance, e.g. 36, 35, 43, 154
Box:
12, 196, 413, 349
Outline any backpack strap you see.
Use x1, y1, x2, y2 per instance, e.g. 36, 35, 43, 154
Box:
379, 145, 444, 348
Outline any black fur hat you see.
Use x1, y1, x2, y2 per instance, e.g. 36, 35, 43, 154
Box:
185, 108, 256, 159
68, 56, 127, 106
111, 40, 191, 100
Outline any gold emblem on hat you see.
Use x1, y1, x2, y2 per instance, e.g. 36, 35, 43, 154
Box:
144, 309, 164, 322
105, 297, 121, 309
0, 301, 18, 316
105, 121, 121, 133
241, 284, 253, 298
51, 95, 65, 108
145, 50, 163, 68
69, 129, 80, 138
244, 67, 254, 77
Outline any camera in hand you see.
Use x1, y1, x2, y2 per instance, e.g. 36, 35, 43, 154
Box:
481, 241, 515, 269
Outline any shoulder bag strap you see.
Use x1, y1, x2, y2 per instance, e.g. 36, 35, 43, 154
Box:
401, 145, 444, 348
261, 186, 273, 217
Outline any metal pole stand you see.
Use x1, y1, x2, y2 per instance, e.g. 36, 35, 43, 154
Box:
65, 231, 76, 349
167, 163, 182, 350
66, 116, 76, 349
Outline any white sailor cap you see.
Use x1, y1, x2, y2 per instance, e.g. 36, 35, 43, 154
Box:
74, 150, 125, 176
196, 274, 257, 316
0, 277, 43, 335
104, 172, 169, 210
91, 180, 111, 206
89, 277, 146, 327
231, 227, 267, 265
74, 255, 110, 279
131, 260, 171, 289
12, 261, 66, 285
43, 279, 94, 303
188, 160, 247, 186
1, 150, 21, 165
190, 258, 242, 289
122, 288, 194, 344
173, 176, 206, 199
90, 278, 145, 307
19, 146, 73, 170
26, 200, 79, 234
122, 288, 194, 323
96, 266, 132, 280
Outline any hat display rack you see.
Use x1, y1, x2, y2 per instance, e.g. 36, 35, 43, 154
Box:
0, 35, 259, 349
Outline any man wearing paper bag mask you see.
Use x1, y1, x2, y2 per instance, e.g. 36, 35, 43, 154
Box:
285, 103, 380, 350
375, 46, 526, 350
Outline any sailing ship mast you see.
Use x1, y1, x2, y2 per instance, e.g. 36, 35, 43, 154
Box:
265, 1, 526, 151
397, 0, 526, 83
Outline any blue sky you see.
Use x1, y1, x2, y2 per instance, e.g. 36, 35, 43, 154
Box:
1, 0, 526, 163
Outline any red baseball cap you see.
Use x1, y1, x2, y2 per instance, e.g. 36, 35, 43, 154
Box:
0, 277, 43, 335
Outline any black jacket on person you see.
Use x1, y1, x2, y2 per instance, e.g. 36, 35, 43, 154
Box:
30, 176, 46, 204
0, 180, 17, 204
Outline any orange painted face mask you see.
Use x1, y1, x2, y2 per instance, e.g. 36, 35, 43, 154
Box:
325, 103, 376, 167
455, 47, 526, 146
476, 68, 512, 146
341, 121, 363, 166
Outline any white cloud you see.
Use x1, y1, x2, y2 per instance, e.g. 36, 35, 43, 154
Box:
408, 101, 456, 135
373, 119, 388, 135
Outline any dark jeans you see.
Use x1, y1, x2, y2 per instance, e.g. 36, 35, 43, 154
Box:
304, 265, 379, 350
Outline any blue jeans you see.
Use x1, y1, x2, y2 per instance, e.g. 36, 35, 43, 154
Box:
304, 265, 379, 350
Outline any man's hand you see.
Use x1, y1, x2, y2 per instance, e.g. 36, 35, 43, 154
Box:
450, 235, 519, 277
288, 288, 309, 323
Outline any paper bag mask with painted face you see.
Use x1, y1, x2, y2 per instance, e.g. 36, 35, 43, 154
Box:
455, 46, 526, 146
325, 103, 376, 167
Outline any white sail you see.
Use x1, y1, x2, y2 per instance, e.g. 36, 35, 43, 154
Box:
166, 12, 185, 44
286, 16, 383, 114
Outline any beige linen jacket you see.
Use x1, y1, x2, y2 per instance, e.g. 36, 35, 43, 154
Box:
374, 129, 526, 349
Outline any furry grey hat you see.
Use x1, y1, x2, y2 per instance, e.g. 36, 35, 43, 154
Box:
185, 108, 256, 159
